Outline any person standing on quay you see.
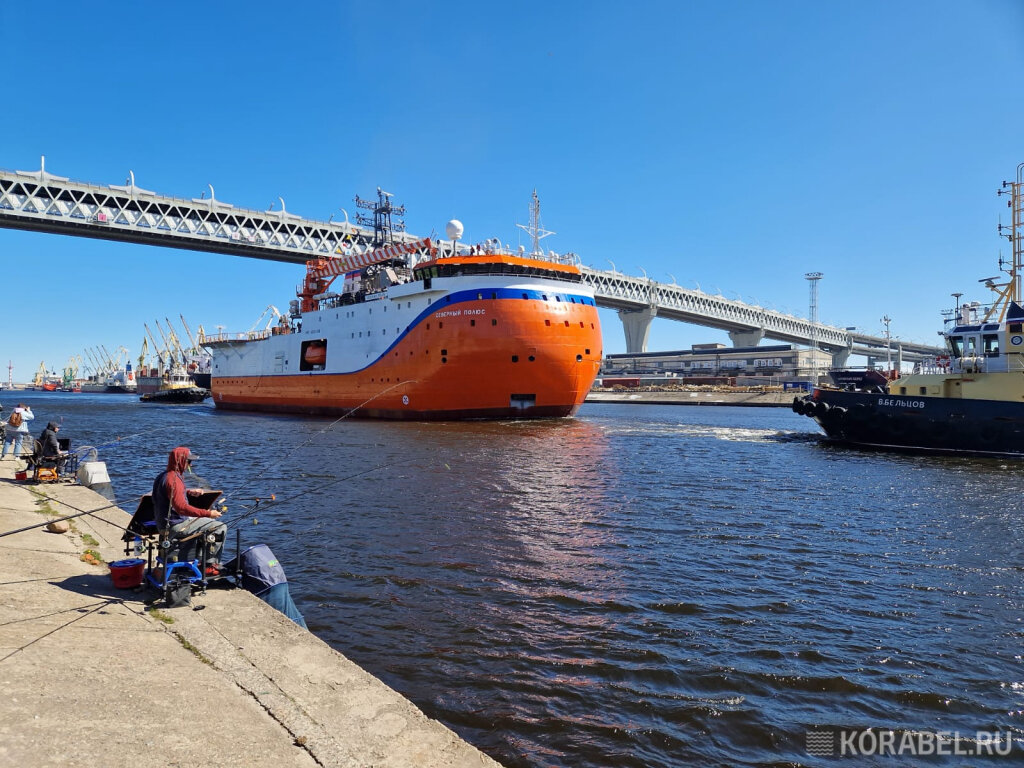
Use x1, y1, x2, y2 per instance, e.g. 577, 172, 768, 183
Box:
1, 403, 33, 460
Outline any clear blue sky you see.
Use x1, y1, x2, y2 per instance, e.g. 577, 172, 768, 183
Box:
1, 0, 1022, 383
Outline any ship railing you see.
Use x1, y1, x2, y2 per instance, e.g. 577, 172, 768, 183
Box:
442, 241, 581, 266
200, 330, 273, 345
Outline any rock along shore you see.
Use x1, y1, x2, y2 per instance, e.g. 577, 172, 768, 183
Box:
0, 457, 500, 768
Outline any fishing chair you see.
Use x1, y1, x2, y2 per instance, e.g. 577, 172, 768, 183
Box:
123, 491, 226, 606
27, 439, 64, 484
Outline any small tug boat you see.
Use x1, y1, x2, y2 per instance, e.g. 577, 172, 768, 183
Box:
794, 165, 1024, 457
139, 365, 210, 403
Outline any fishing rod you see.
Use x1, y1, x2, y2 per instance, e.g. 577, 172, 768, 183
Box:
0, 381, 411, 541
0, 497, 128, 539
219, 460, 398, 527
215, 379, 416, 505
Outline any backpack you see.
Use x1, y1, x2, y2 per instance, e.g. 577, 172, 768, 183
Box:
7, 410, 22, 428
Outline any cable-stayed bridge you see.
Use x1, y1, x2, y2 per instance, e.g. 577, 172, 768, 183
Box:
0, 160, 942, 364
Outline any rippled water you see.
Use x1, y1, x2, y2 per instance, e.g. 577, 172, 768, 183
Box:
9, 392, 1023, 766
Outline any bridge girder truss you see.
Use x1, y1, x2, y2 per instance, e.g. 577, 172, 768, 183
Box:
0, 164, 942, 361
0, 167, 435, 263
580, 268, 943, 361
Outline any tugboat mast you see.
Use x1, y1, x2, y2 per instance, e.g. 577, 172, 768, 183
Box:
997, 163, 1024, 305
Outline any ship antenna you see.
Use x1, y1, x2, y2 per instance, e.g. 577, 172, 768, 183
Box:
997, 163, 1024, 304
355, 187, 406, 248
516, 189, 555, 257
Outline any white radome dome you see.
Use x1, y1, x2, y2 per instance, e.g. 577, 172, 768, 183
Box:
445, 219, 464, 241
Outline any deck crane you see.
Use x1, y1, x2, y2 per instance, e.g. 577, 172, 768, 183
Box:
248, 305, 282, 333
144, 323, 167, 375
99, 346, 116, 374
179, 315, 200, 353
165, 317, 188, 363
153, 320, 174, 363
158, 318, 186, 366
297, 237, 434, 312
83, 348, 103, 376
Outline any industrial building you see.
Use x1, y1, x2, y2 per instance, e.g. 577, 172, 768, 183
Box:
601, 343, 832, 383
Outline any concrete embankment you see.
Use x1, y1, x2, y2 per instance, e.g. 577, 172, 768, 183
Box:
0, 458, 500, 768
586, 389, 798, 407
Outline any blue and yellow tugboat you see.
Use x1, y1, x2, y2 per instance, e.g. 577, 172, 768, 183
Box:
794, 164, 1024, 457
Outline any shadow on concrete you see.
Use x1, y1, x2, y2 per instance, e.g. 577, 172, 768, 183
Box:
51, 571, 153, 603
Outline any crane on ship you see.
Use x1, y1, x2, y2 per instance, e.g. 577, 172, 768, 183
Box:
144, 323, 168, 375
179, 315, 200, 354
163, 318, 188, 366
248, 304, 283, 333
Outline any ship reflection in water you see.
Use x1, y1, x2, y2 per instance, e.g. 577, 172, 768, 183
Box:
15, 392, 1024, 768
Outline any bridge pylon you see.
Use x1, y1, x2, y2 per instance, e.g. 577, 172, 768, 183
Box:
619, 306, 658, 354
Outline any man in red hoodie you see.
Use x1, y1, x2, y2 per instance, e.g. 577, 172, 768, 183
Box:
152, 446, 226, 566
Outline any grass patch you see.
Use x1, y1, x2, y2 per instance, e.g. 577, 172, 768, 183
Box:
80, 533, 99, 547
147, 608, 175, 624
176, 636, 212, 666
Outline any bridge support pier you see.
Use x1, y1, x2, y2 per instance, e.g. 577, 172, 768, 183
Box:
618, 306, 658, 354
728, 328, 765, 347
831, 347, 852, 369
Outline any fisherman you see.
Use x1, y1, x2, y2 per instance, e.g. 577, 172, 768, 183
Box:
38, 421, 65, 459
33, 421, 69, 475
152, 447, 226, 571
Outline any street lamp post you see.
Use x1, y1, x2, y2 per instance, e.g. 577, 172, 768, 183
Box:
882, 315, 892, 371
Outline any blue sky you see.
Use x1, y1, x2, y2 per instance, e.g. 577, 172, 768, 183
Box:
1, 0, 1022, 383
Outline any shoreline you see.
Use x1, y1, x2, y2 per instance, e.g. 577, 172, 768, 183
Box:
586, 390, 797, 407
0, 458, 500, 767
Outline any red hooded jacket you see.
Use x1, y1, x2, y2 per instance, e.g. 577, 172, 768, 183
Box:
152, 446, 212, 529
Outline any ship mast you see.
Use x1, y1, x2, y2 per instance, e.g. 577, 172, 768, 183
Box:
516, 189, 555, 257
978, 165, 1024, 323
997, 163, 1024, 305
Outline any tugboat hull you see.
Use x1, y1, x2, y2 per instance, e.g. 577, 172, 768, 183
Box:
794, 390, 1024, 457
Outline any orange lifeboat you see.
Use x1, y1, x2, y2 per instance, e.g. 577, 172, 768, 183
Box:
303, 342, 327, 366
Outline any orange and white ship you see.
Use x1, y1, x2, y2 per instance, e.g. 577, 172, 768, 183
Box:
205, 191, 602, 419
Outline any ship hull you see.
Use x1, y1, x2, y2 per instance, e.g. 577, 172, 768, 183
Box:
794, 389, 1024, 456
211, 280, 603, 420
140, 386, 210, 404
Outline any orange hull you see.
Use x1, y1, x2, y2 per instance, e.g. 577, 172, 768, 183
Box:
213, 297, 602, 419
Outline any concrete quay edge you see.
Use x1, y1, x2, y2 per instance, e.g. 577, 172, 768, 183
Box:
586, 390, 797, 407
0, 456, 501, 768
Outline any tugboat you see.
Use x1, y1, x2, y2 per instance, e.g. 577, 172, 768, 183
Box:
139, 365, 210, 404
793, 164, 1024, 456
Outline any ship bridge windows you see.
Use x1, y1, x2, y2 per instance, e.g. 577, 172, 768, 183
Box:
983, 334, 1000, 357
413, 262, 582, 283
949, 336, 963, 357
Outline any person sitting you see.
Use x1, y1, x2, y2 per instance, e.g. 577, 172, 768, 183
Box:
30, 421, 68, 477
152, 447, 226, 571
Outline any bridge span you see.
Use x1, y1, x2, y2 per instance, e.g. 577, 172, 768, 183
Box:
0, 160, 943, 364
